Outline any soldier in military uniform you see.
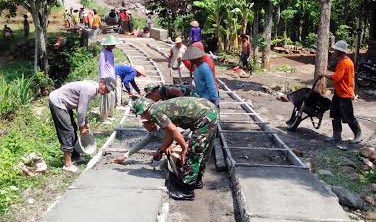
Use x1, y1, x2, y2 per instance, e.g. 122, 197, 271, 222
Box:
133, 97, 218, 200
143, 84, 198, 102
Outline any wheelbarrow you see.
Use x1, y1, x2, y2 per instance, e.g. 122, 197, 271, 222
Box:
286, 78, 331, 131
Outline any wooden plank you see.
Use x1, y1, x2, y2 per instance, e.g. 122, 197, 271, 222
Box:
214, 138, 227, 172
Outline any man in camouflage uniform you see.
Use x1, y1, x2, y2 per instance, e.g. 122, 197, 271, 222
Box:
133, 97, 218, 200
144, 84, 198, 102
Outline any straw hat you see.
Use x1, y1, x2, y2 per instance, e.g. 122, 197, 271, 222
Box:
190, 20, 199, 27
332, 40, 348, 53
101, 35, 122, 46
175, 37, 182, 43
182, 46, 206, 60
134, 65, 146, 76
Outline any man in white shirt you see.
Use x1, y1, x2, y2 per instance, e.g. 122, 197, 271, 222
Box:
167, 37, 187, 70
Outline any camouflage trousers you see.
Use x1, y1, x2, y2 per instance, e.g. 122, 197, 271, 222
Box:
180, 110, 218, 185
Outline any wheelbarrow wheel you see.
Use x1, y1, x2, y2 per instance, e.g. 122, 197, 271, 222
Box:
287, 105, 304, 131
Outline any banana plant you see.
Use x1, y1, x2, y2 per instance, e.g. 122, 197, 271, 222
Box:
193, 0, 230, 52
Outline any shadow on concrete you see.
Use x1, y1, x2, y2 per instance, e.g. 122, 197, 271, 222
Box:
113, 167, 165, 179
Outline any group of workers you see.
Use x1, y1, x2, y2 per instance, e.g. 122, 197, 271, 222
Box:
48, 33, 219, 200
47, 17, 362, 200
64, 7, 102, 30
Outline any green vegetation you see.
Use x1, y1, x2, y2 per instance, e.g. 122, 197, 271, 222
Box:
316, 149, 367, 194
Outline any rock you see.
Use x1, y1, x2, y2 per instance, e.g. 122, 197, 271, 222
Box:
292, 149, 304, 157
271, 85, 282, 91
362, 158, 374, 171
365, 212, 376, 220
261, 86, 273, 94
359, 147, 376, 161
362, 196, 376, 206
369, 183, 376, 192
340, 158, 357, 169
27, 198, 35, 205
304, 158, 316, 173
277, 94, 289, 102
331, 186, 365, 210
317, 169, 333, 176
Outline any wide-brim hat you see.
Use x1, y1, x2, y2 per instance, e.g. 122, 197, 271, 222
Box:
101, 35, 122, 46
134, 65, 146, 76
182, 46, 206, 60
175, 37, 182, 43
190, 20, 199, 27
332, 40, 348, 53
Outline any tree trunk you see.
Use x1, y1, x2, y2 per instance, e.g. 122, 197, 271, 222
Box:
274, 3, 280, 39
262, 0, 273, 70
29, 1, 49, 74
314, 0, 332, 94
252, 3, 260, 60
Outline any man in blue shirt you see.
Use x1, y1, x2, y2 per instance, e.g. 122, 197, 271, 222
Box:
182, 46, 218, 105
115, 65, 146, 96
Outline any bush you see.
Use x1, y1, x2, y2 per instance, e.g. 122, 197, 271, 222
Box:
67, 44, 101, 81
304, 33, 318, 49
272, 36, 294, 47
335, 25, 353, 46
0, 76, 33, 120
32, 71, 54, 97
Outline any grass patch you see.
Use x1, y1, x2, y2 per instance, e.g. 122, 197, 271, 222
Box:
85, 1, 108, 16
0, 107, 62, 214
315, 149, 367, 193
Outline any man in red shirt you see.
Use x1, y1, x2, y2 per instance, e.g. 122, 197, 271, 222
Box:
119, 9, 128, 34
320, 40, 362, 144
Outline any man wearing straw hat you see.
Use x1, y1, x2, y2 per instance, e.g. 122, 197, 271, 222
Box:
168, 37, 187, 70
115, 64, 146, 98
132, 97, 219, 200
189, 20, 202, 44
99, 35, 122, 121
182, 46, 219, 105
49, 78, 116, 173
319, 40, 362, 144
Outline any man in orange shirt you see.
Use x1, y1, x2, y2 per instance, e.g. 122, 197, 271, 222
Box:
320, 40, 362, 144
91, 9, 101, 30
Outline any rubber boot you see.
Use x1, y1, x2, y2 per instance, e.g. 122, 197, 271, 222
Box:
194, 173, 203, 189
168, 174, 195, 201
348, 119, 362, 144
327, 119, 342, 144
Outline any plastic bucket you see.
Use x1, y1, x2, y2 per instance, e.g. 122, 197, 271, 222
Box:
74, 131, 97, 155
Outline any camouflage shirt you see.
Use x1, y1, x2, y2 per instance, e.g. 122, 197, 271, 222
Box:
159, 85, 198, 100
149, 97, 217, 129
